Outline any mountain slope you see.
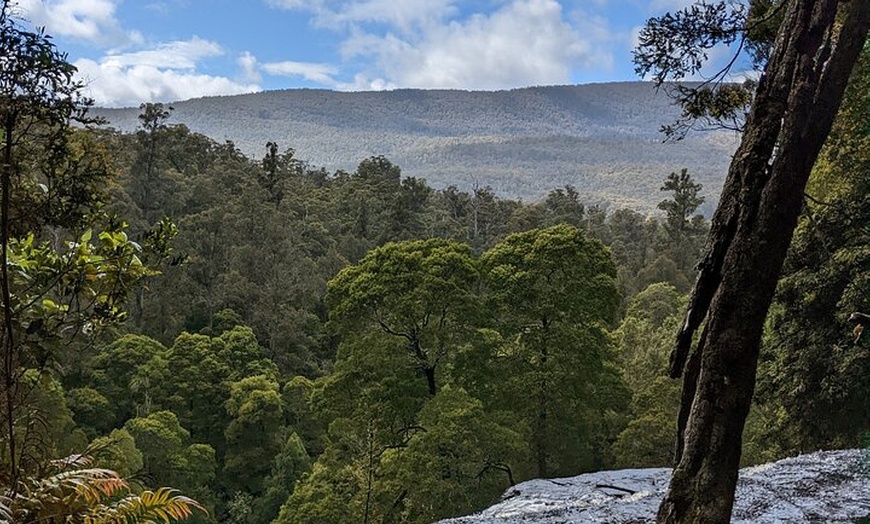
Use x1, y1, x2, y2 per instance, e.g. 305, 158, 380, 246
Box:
93, 83, 738, 212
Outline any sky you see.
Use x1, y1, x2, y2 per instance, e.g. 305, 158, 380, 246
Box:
13, 0, 705, 108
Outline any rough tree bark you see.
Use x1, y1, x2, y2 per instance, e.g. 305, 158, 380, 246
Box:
658, 1, 870, 523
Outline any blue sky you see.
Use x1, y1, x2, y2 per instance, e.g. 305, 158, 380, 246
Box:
15, 0, 706, 107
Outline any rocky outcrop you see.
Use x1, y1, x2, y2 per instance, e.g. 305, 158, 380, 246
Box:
438, 450, 870, 523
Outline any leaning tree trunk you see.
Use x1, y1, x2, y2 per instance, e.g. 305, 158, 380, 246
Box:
657, 1, 870, 523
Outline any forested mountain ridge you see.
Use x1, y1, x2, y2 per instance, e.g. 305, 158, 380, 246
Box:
93, 82, 737, 213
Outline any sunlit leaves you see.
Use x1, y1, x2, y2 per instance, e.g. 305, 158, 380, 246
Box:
327, 238, 479, 395
1, 453, 205, 523
8, 223, 156, 360
481, 225, 626, 477
611, 283, 684, 468
482, 224, 619, 329
86, 487, 206, 524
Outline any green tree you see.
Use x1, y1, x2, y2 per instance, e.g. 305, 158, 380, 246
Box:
67, 387, 115, 439
129, 102, 173, 225
612, 283, 683, 468
636, 1, 870, 521
282, 376, 325, 456
481, 224, 627, 477
542, 185, 585, 228
658, 169, 704, 235
156, 327, 271, 454
17, 369, 85, 459
283, 329, 429, 524
250, 432, 311, 524
327, 238, 479, 396
387, 386, 524, 523
124, 410, 217, 496
0, 0, 156, 484
87, 334, 168, 425
657, 169, 707, 274
89, 428, 144, 479
329, 333, 427, 513
223, 375, 285, 496
604, 208, 674, 296
259, 142, 302, 207
753, 46, 870, 455
273, 462, 355, 524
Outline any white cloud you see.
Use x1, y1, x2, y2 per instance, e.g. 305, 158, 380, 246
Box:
101, 37, 223, 69
328, 0, 457, 32
266, 0, 457, 32
73, 38, 261, 107
74, 58, 261, 107
17, 2, 261, 106
145, 0, 190, 14
336, 0, 611, 90
238, 51, 262, 83
262, 61, 339, 85
264, 0, 615, 91
16, 0, 140, 48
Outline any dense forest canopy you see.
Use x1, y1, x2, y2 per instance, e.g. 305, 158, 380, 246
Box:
1, 0, 869, 523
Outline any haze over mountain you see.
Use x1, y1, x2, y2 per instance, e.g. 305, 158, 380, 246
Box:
94, 82, 739, 213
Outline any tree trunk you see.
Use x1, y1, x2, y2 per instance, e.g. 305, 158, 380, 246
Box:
1, 114, 18, 484
423, 365, 437, 397
658, 1, 870, 522
536, 320, 550, 478
535, 373, 548, 478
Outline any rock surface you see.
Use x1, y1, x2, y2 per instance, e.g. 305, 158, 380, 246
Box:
438, 450, 870, 523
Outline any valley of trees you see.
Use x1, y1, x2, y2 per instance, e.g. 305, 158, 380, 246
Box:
72, 110, 712, 524
2, 0, 869, 523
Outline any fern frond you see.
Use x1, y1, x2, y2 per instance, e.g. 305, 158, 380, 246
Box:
0, 497, 12, 524
51, 452, 96, 470
36, 468, 127, 505
86, 487, 207, 524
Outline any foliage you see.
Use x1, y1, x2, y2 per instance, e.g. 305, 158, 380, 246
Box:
0, 453, 205, 523
388, 386, 524, 523
641, 0, 870, 521
251, 432, 311, 524
612, 283, 684, 468
223, 375, 285, 496
327, 238, 479, 396
0, 0, 169, 492
89, 429, 143, 480
86, 334, 168, 426
754, 46, 870, 455
3, 102, 719, 524
658, 169, 705, 240
481, 224, 627, 477
633, 0, 766, 138
93, 83, 738, 210
18, 4, 867, 522
123, 411, 216, 497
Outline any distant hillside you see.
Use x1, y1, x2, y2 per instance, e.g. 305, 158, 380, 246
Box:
93, 82, 738, 213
